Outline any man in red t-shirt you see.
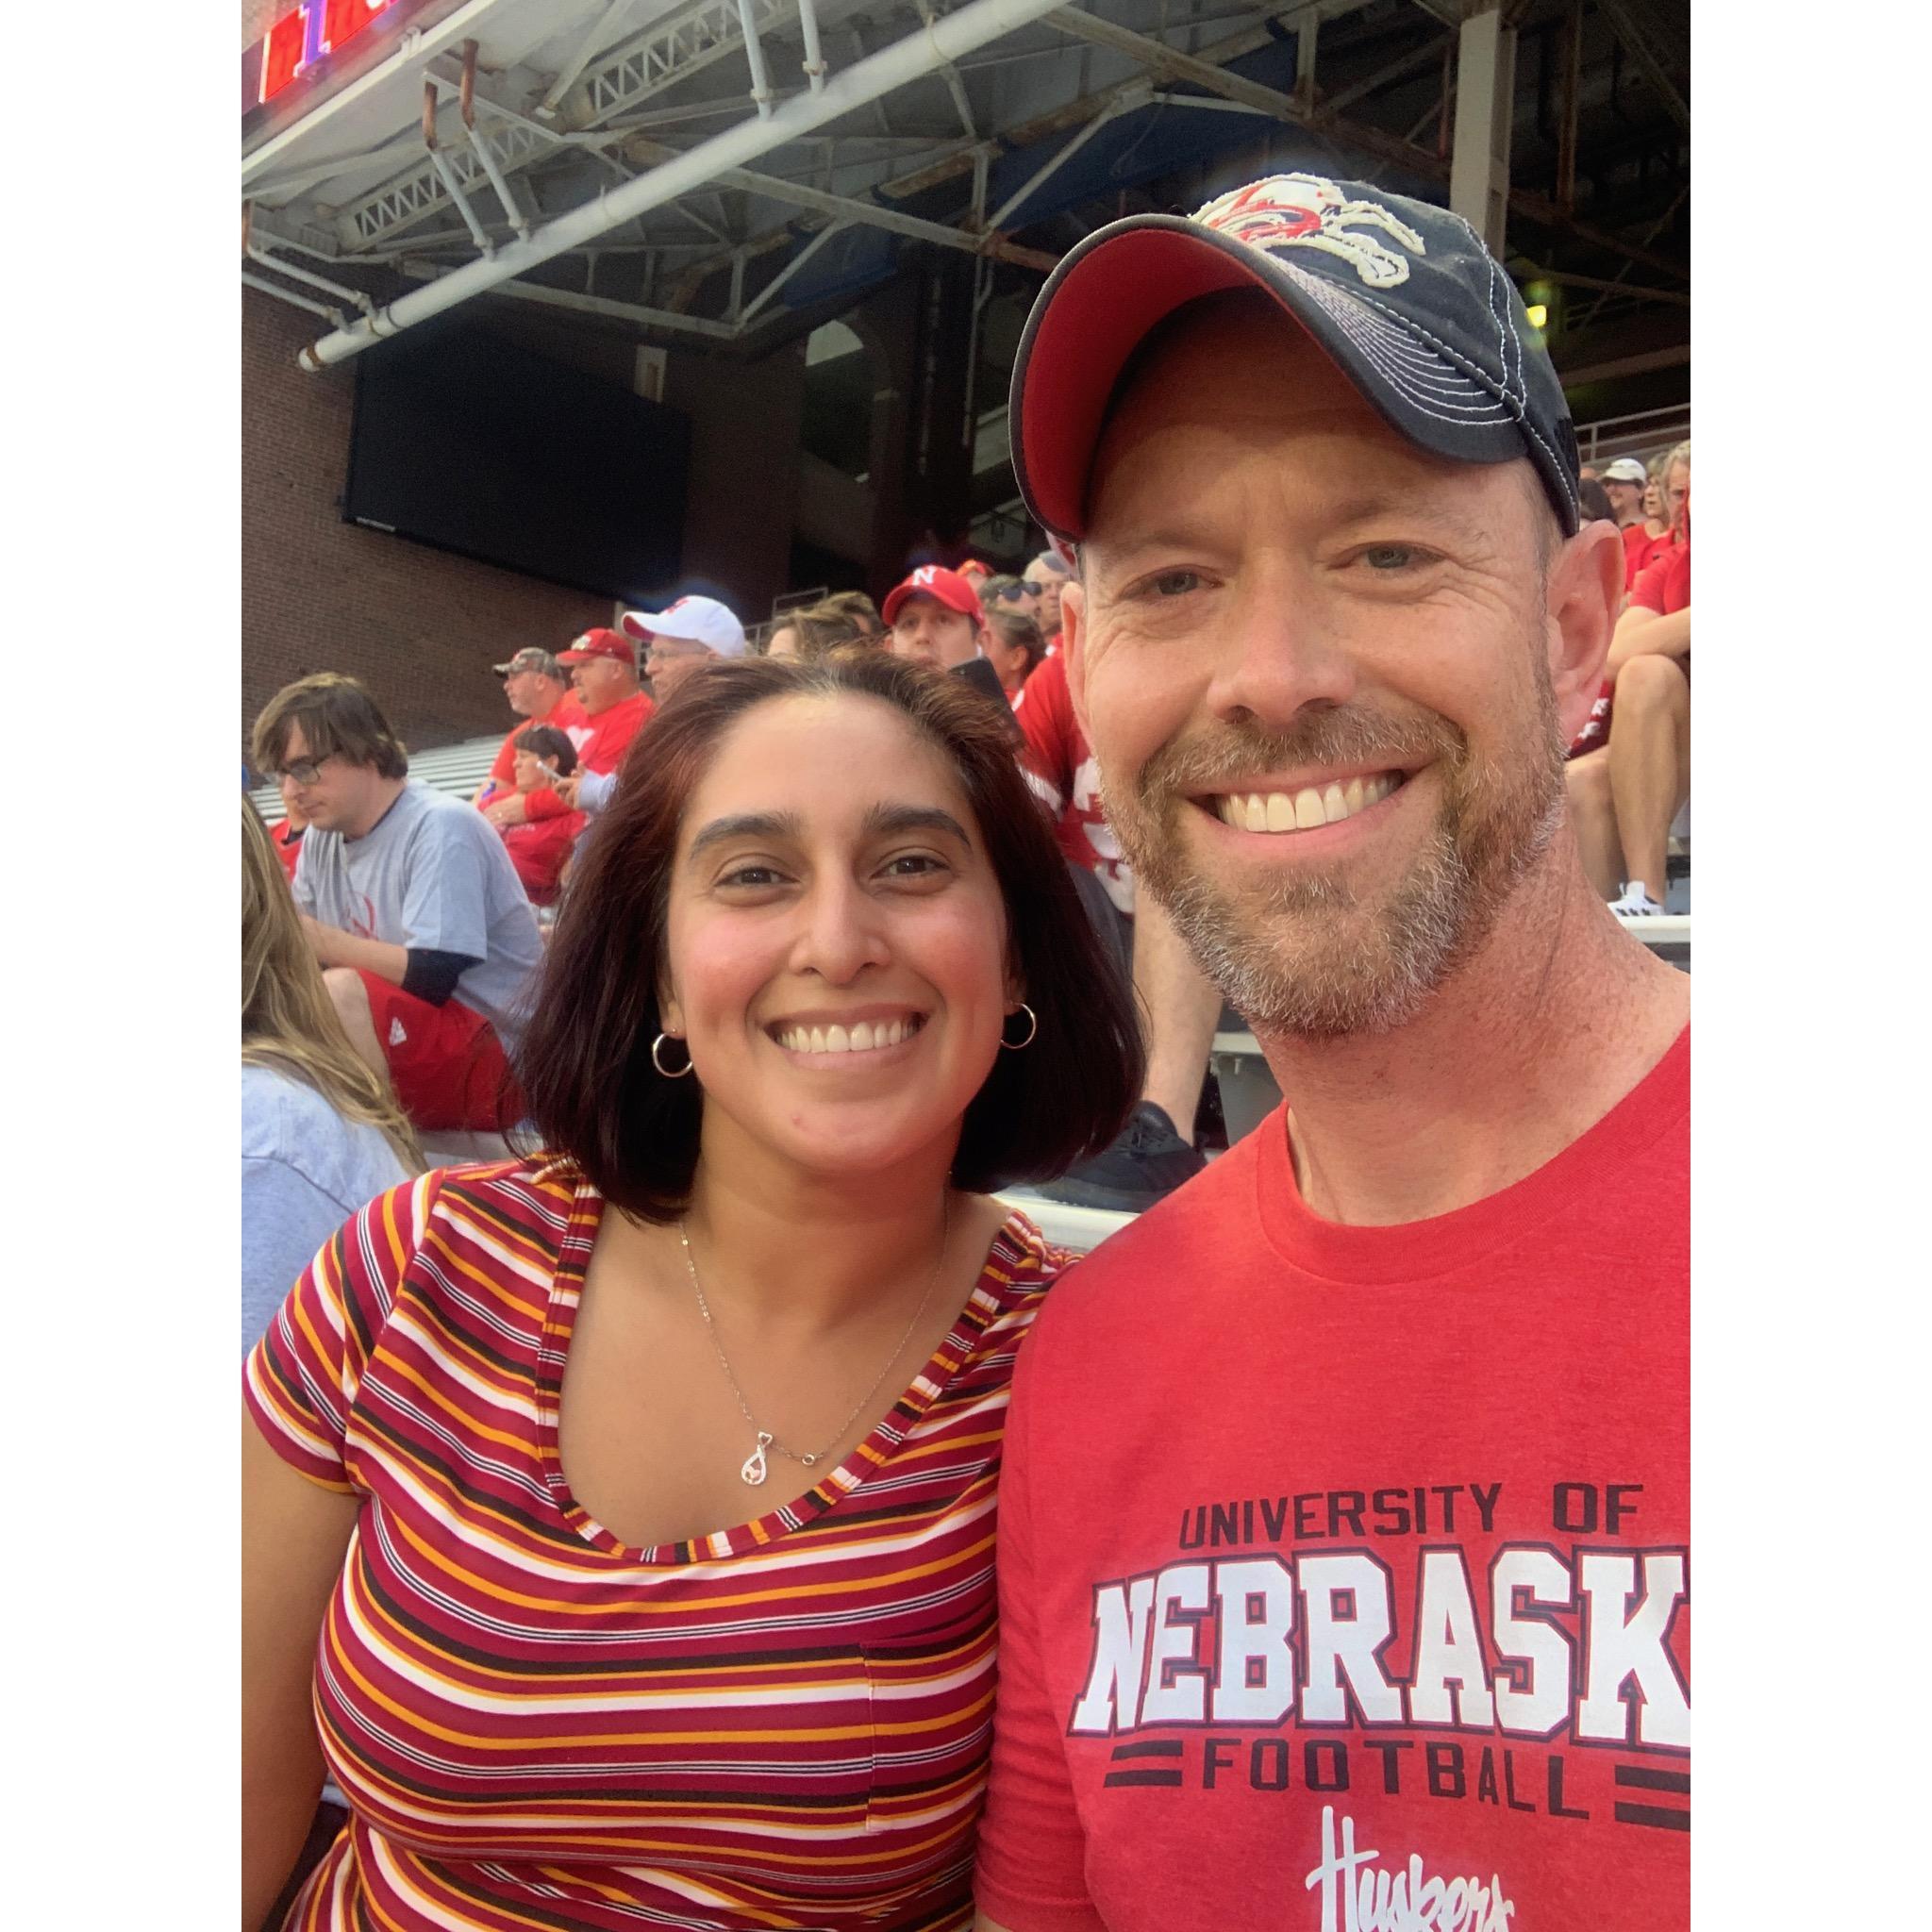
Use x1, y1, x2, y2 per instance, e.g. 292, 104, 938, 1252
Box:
483, 628, 653, 834
473, 647, 585, 810
973, 173, 1689, 1932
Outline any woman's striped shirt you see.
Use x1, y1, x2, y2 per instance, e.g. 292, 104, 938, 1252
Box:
244, 1158, 1065, 1932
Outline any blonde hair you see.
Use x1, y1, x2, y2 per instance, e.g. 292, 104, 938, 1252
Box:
242, 798, 425, 1174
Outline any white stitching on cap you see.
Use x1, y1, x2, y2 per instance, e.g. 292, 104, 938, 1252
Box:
1291, 261, 1575, 511
1441, 209, 1577, 521
1283, 263, 1509, 425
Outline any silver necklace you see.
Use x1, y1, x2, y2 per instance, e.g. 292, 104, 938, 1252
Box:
679, 1199, 951, 1487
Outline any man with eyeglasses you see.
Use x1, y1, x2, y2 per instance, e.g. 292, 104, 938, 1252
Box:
251, 673, 542, 1134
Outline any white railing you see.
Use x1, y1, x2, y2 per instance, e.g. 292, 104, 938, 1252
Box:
1574, 401, 1690, 468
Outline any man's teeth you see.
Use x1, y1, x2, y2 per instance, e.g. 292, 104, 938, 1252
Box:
1216, 774, 1400, 833
777, 1017, 918, 1054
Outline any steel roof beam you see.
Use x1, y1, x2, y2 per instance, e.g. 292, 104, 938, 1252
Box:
624, 136, 1059, 269
300, 0, 1074, 368
332, 0, 801, 252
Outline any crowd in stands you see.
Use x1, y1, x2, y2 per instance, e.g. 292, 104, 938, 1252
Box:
244, 427, 1689, 1208
1573, 439, 1693, 913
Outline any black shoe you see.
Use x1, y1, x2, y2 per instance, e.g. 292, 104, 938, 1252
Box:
1038, 1103, 1208, 1212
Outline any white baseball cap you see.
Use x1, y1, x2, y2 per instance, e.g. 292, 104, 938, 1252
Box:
619, 595, 748, 658
1600, 458, 1649, 484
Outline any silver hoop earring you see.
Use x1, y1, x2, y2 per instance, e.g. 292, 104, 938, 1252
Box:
651, 1032, 693, 1078
1000, 1004, 1038, 1051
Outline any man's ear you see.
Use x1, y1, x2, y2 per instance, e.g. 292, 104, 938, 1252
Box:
1060, 576, 1090, 739
1544, 521, 1624, 746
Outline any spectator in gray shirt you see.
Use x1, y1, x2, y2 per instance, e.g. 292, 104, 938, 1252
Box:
251, 674, 543, 1133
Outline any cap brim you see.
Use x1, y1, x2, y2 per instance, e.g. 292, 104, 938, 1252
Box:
881, 585, 979, 628
641, 614, 735, 646
491, 662, 515, 675
1013, 217, 1566, 541
617, 612, 653, 640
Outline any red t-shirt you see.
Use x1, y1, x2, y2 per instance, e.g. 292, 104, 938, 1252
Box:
1628, 535, 1690, 617
1017, 652, 1133, 914
524, 691, 653, 822
270, 817, 305, 883
480, 693, 588, 802
501, 809, 586, 906
1622, 524, 1673, 591
975, 1029, 1690, 1932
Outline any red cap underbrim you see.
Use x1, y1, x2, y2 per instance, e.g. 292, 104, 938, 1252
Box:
1012, 225, 1276, 541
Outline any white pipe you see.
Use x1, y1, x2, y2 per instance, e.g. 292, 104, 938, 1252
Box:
300, 0, 1069, 371
242, 269, 343, 325
796, 0, 826, 90
245, 241, 375, 315
425, 146, 495, 253
465, 123, 531, 241
736, 0, 776, 117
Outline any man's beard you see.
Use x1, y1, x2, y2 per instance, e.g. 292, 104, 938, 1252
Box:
1108, 671, 1568, 1040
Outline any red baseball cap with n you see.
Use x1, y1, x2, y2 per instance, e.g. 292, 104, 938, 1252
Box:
557, 627, 634, 667
881, 565, 986, 630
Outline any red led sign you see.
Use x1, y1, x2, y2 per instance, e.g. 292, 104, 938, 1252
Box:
245, 0, 421, 116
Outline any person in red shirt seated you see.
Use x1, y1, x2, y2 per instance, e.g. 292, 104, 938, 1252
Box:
1567, 473, 1691, 911
485, 628, 654, 834
474, 647, 585, 810
496, 724, 586, 907
1620, 441, 1686, 590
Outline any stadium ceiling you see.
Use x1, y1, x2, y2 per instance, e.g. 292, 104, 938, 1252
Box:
242, 0, 1688, 406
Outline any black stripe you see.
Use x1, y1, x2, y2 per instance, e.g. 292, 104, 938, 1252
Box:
1109, 1739, 1184, 1759
1102, 1769, 1184, 1788
1614, 1801, 1691, 1832
1615, 1764, 1690, 1793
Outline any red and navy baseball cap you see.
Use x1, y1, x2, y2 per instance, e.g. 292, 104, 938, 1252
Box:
881, 565, 987, 630
1010, 171, 1581, 543
557, 627, 634, 667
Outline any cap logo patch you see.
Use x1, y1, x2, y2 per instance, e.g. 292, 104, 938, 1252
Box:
1193, 173, 1426, 291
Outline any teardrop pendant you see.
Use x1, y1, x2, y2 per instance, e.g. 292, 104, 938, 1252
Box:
740, 1430, 774, 1486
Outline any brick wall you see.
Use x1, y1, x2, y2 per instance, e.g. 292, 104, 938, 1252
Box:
242, 287, 611, 758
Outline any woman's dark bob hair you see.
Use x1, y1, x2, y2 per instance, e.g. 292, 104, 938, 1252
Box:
514, 649, 1143, 1222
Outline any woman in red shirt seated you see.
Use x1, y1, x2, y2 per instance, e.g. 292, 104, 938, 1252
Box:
242, 652, 1142, 1932
495, 723, 585, 906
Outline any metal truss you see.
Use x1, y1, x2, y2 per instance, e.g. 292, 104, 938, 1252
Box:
340, 116, 553, 248
334, 0, 800, 253
575, 0, 797, 123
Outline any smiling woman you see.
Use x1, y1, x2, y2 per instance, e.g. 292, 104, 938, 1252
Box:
242, 650, 1141, 1932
